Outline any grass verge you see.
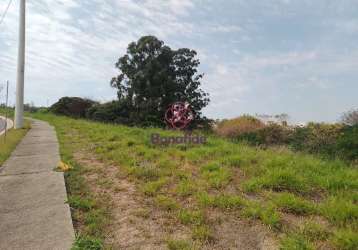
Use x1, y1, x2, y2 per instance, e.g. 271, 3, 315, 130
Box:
0, 119, 30, 166
30, 112, 358, 250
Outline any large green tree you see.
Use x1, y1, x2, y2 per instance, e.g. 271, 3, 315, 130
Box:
110, 36, 210, 127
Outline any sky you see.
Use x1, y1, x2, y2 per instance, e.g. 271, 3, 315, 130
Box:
0, 0, 357, 123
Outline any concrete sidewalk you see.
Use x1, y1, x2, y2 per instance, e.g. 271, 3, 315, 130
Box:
0, 119, 75, 250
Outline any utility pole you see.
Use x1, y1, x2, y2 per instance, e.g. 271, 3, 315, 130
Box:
4, 81, 9, 141
14, 0, 26, 129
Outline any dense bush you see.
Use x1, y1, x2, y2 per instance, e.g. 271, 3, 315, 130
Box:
215, 116, 290, 145
86, 101, 131, 124
215, 115, 265, 138
336, 125, 358, 162
215, 117, 358, 162
289, 123, 344, 157
50, 97, 96, 118
258, 124, 292, 145
49, 96, 212, 129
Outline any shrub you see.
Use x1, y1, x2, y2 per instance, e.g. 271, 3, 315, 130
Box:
257, 123, 291, 145
215, 115, 265, 139
85, 100, 213, 129
215, 116, 290, 146
50, 97, 96, 118
288, 123, 358, 161
86, 100, 130, 124
216, 117, 358, 162
336, 125, 358, 161
289, 123, 344, 157
288, 126, 311, 152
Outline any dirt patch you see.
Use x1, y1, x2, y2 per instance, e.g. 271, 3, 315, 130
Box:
213, 220, 277, 250
74, 153, 191, 249
74, 152, 278, 250
280, 213, 330, 231
200, 208, 278, 250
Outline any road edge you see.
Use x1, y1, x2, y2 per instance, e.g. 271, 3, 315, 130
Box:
0, 116, 14, 136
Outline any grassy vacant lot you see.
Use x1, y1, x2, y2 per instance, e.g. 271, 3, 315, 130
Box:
0, 109, 30, 166
31, 112, 358, 250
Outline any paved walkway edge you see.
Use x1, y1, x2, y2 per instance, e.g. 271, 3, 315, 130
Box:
0, 119, 75, 250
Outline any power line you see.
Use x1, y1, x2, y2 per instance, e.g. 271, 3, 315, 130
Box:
0, 0, 13, 27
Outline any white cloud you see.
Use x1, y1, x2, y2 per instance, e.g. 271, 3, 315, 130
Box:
240, 51, 318, 69
209, 24, 242, 33
0, 0, 357, 122
0, 0, 197, 106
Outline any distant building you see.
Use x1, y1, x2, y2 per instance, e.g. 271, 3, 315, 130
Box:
255, 113, 289, 126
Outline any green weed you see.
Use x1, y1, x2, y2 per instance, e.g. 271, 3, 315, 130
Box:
320, 197, 358, 227
67, 195, 95, 211
155, 195, 179, 211
244, 168, 309, 194
210, 194, 244, 210
192, 225, 213, 242
272, 192, 316, 215
71, 235, 103, 250
242, 201, 281, 230
332, 228, 358, 250
167, 239, 194, 250
177, 209, 205, 226
300, 221, 330, 241
200, 162, 232, 189
280, 234, 314, 250
142, 177, 168, 196
130, 164, 162, 181
176, 179, 197, 197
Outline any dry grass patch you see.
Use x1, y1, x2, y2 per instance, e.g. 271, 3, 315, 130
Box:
74, 152, 192, 250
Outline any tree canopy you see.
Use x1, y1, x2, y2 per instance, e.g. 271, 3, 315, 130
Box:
110, 36, 210, 127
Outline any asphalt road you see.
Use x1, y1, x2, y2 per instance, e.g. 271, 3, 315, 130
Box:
0, 118, 6, 133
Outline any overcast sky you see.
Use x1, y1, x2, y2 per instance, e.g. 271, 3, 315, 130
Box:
0, 0, 357, 123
